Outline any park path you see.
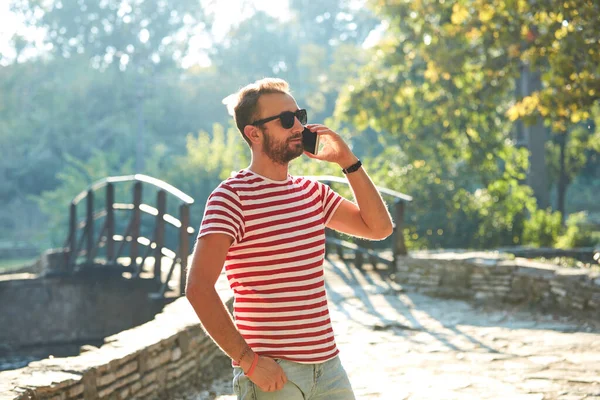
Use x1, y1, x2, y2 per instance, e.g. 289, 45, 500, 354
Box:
185, 255, 600, 400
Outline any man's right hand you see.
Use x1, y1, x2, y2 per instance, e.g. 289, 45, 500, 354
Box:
244, 355, 288, 392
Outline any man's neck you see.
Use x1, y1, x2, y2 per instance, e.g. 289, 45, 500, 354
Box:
248, 155, 289, 181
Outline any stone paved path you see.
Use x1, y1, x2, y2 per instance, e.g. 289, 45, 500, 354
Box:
184, 256, 600, 400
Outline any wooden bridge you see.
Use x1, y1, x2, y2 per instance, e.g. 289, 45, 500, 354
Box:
61, 174, 412, 299
63, 174, 194, 299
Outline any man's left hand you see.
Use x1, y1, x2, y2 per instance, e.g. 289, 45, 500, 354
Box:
304, 124, 358, 169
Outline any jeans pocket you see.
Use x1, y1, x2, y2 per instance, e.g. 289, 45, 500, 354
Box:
233, 368, 257, 400
233, 369, 241, 396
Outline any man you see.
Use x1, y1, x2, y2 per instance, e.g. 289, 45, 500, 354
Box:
186, 78, 393, 399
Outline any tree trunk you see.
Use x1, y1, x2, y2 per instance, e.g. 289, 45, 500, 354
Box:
557, 133, 569, 225
520, 62, 550, 209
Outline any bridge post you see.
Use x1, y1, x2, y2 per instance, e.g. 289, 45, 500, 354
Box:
131, 181, 142, 270
155, 190, 166, 283
393, 200, 407, 261
106, 183, 115, 263
354, 247, 364, 269
67, 203, 76, 270
86, 190, 94, 266
362, 239, 378, 268
336, 231, 345, 260
179, 203, 190, 296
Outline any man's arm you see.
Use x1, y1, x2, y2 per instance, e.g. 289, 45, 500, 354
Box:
327, 162, 394, 240
185, 233, 287, 392
304, 124, 394, 240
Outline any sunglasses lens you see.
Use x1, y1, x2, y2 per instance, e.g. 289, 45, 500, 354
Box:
297, 109, 307, 125
281, 112, 295, 129
279, 109, 307, 129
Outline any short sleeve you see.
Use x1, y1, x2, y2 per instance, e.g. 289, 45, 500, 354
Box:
197, 183, 244, 244
317, 181, 344, 224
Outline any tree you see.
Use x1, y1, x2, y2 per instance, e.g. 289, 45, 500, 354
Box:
9, 0, 211, 70
547, 104, 600, 220
336, 0, 600, 248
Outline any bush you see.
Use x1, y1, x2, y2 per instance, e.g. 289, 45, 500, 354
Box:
556, 212, 600, 248
523, 208, 563, 247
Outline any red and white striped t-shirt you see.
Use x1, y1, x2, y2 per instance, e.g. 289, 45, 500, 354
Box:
197, 169, 344, 364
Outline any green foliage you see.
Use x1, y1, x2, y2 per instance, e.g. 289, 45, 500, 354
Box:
523, 209, 563, 247
139, 123, 251, 232
32, 151, 135, 247
334, 0, 600, 249
10, 0, 210, 69
30, 123, 249, 246
556, 212, 600, 248
3, 0, 600, 253
546, 105, 600, 191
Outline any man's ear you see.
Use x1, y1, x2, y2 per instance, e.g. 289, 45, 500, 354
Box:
244, 125, 262, 146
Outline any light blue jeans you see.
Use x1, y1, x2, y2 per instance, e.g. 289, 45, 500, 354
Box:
233, 355, 356, 400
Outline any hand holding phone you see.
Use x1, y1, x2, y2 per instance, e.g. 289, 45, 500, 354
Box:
302, 127, 320, 155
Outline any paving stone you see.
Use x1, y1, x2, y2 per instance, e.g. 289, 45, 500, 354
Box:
181, 256, 600, 400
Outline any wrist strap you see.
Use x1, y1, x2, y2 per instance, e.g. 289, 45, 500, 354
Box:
247, 353, 259, 377
342, 159, 362, 174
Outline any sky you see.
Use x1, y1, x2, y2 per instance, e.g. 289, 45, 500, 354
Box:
0, 0, 293, 66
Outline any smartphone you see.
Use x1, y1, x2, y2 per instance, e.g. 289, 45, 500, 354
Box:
302, 127, 320, 155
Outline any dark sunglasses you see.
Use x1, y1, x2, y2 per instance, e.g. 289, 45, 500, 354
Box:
250, 109, 307, 129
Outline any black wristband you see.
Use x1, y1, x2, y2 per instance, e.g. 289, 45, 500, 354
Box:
342, 160, 362, 174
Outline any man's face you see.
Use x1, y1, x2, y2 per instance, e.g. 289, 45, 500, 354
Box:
255, 93, 304, 165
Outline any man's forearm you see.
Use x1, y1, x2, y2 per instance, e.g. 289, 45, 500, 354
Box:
341, 157, 393, 238
186, 285, 254, 369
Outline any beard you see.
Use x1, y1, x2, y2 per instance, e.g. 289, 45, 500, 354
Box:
262, 128, 304, 165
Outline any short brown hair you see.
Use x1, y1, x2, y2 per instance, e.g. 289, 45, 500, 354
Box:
229, 78, 291, 146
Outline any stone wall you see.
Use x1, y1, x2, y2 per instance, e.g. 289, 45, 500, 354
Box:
396, 254, 600, 316
0, 272, 165, 348
0, 292, 233, 400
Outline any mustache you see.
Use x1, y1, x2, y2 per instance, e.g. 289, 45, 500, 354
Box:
288, 135, 302, 141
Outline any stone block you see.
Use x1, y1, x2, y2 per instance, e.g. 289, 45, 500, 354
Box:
396, 265, 410, 273
169, 353, 194, 370
118, 385, 132, 400
96, 383, 116, 398
474, 292, 493, 302
146, 350, 171, 371
141, 371, 157, 387
129, 381, 143, 396
41, 248, 70, 276
81, 369, 98, 400
97, 372, 141, 398
172, 359, 197, 379
115, 361, 138, 379
96, 372, 116, 388
416, 278, 439, 287
515, 265, 556, 280
67, 383, 84, 398
490, 264, 517, 275
115, 352, 139, 368
137, 351, 150, 373
554, 268, 590, 283
135, 382, 159, 399
155, 368, 168, 390
178, 331, 191, 353
187, 335, 205, 350
171, 347, 182, 362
